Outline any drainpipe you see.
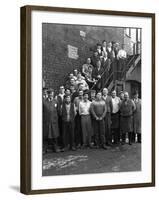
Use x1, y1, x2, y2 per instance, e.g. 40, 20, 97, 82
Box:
136, 28, 139, 54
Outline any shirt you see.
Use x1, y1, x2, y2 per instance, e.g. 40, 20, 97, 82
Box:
107, 47, 112, 52
65, 103, 71, 121
102, 95, 108, 101
79, 100, 91, 115
117, 49, 127, 59
76, 79, 89, 90
111, 97, 120, 113
56, 93, 65, 101
82, 64, 93, 76
102, 46, 106, 53
74, 97, 83, 111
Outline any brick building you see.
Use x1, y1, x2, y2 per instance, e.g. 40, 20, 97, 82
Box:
42, 23, 141, 97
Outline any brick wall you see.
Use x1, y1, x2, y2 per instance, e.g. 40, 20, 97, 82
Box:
42, 23, 124, 93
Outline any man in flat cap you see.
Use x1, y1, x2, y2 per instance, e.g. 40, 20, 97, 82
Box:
43, 89, 60, 152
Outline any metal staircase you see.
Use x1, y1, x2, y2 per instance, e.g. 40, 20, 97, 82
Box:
90, 53, 141, 94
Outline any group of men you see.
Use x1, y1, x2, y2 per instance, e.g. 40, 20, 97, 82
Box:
65, 40, 127, 92
43, 40, 140, 153
43, 87, 141, 153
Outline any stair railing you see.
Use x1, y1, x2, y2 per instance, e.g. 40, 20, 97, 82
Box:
90, 59, 112, 90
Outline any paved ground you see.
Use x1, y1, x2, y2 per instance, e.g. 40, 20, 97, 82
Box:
42, 143, 141, 176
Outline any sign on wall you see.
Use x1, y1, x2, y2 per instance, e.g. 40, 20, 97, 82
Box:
67, 45, 79, 59
80, 30, 86, 38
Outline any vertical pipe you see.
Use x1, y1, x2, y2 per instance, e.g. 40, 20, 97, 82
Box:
136, 28, 138, 54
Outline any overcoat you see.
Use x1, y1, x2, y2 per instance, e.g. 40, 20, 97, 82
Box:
133, 99, 141, 133
43, 98, 48, 139
43, 98, 59, 139
120, 99, 136, 133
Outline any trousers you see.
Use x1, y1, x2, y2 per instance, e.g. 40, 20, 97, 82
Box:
62, 121, 75, 148
81, 115, 92, 146
94, 119, 106, 146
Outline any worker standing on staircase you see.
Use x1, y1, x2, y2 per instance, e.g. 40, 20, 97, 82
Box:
82, 57, 94, 77
92, 60, 104, 91
117, 44, 127, 80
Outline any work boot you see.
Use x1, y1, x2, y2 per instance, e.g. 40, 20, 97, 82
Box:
102, 144, 107, 150
128, 132, 132, 145
121, 133, 126, 145
137, 134, 141, 143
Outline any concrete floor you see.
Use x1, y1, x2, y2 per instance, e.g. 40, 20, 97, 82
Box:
42, 143, 141, 176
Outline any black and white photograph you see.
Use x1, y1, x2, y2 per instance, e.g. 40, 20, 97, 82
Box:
20, 5, 155, 194
42, 23, 142, 176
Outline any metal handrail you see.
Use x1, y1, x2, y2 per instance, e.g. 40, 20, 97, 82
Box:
126, 55, 135, 68
101, 53, 141, 90
90, 60, 112, 90
120, 54, 141, 80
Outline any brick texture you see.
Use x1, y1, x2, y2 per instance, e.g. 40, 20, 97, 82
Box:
42, 23, 124, 93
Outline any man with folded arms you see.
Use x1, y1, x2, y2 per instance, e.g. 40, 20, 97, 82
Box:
91, 92, 107, 149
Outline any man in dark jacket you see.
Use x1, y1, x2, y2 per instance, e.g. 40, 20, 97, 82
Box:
61, 95, 76, 151
55, 86, 65, 147
91, 51, 99, 68
43, 88, 48, 153
74, 90, 83, 148
101, 51, 110, 85
43, 89, 60, 152
92, 60, 104, 91
120, 92, 136, 145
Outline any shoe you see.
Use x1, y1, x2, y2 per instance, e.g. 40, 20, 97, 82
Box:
71, 147, 76, 151
102, 145, 107, 150
89, 144, 94, 149
76, 144, 81, 149
81, 144, 87, 149
107, 143, 113, 147
60, 148, 65, 152
54, 148, 61, 153
121, 142, 125, 145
